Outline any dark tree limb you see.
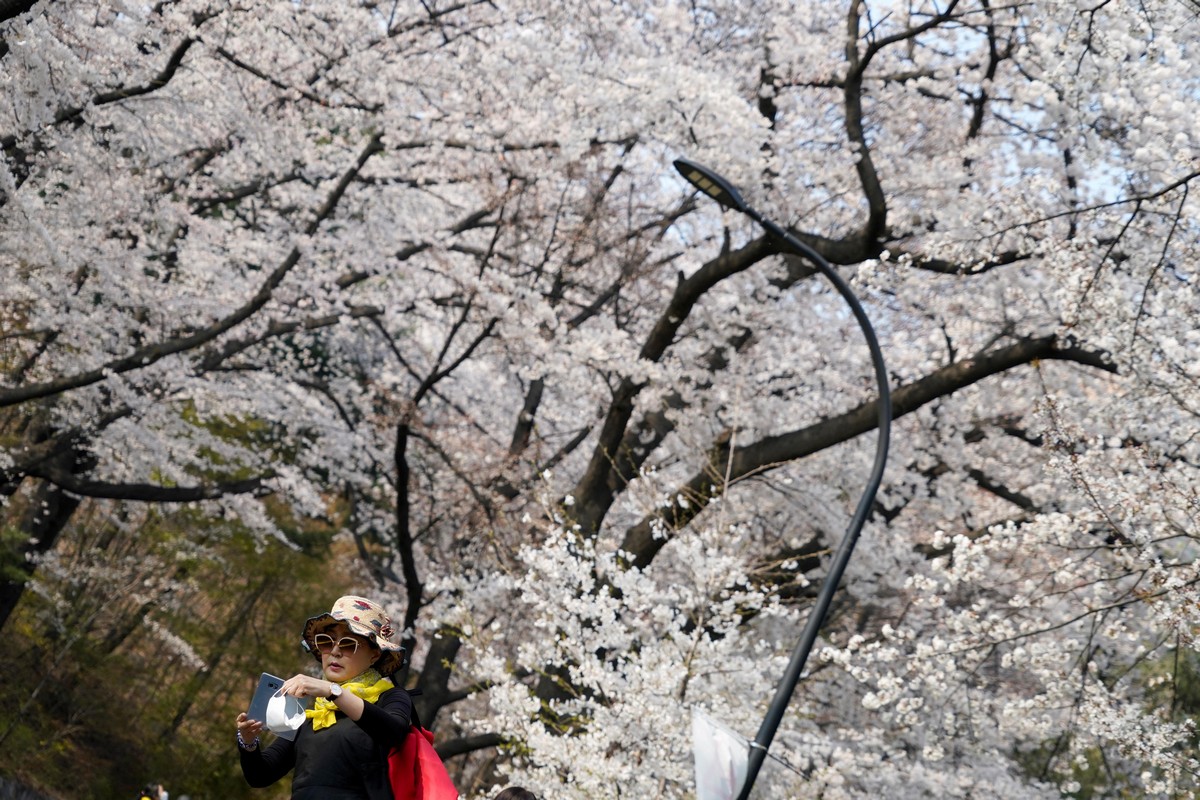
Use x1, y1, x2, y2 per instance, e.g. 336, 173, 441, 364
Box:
394, 422, 424, 653
197, 304, 383, 372
0, 133, 384, 408
619, 334, 1116, 568
966, 466, 1038, 512
412, 627, 463, 727
435, 732, 504, 760
569, 235, 778, 534
2, 35, 202, 153
24, 469, 272, 502
0, 478, 81, 632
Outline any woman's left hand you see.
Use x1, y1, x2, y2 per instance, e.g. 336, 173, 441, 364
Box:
279, 673, 335, 699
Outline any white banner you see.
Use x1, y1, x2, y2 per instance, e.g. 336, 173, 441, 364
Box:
692, 707, 749, 800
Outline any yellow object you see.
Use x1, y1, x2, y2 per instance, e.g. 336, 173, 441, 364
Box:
307, 669, 395, 731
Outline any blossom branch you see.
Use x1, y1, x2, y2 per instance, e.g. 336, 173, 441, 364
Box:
0, 133, 384, 408
620, 334, 1117, 568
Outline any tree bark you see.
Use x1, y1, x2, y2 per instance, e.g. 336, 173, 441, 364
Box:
0, 477, 81, 632
619, 334, 1115, 568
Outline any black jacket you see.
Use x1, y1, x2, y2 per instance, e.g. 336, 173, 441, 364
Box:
240, 687, 412, 800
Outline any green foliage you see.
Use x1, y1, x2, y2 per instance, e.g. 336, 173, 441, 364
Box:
0, 500, 365, 800
0, 524, 32, 584
1147, 647, 1200, 726
179, 401, 294, 480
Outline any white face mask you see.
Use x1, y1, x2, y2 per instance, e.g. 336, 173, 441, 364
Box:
265, 691, 306, 735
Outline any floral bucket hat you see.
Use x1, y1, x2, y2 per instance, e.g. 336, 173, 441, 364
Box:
302, 595, 407, 676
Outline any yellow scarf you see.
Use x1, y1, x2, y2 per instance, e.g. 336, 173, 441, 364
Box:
307, 668, 395, 731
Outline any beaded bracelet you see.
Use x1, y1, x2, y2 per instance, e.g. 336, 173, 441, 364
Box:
237, 730, 260, 751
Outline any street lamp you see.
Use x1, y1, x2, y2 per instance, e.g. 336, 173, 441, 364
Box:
674, 158, 893, 800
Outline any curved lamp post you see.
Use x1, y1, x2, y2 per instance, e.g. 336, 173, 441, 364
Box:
674, 158, 893, 800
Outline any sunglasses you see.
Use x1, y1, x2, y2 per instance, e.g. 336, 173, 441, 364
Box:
313, 633, 369, 655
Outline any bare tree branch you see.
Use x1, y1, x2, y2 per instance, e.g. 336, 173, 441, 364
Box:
27, 470, 272, 502
435, 732, 504, 760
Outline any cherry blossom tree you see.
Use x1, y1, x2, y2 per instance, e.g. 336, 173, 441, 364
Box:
2, 0, 1198, 797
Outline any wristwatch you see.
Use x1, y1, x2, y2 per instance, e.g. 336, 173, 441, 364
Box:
327, 683, 343, 701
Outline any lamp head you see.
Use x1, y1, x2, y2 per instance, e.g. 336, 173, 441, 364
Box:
673, 158, 748, 213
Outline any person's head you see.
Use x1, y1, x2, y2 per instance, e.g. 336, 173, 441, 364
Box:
301, 596, 406, 679
495, 788, 537, 800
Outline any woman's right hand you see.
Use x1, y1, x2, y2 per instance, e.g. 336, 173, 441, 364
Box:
236, 712, 263, 749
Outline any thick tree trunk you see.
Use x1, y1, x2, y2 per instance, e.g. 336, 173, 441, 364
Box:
412, 626, 462, 728
0, 476, 81, 633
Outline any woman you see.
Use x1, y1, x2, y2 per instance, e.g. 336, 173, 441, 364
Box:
236, 596, 411, 799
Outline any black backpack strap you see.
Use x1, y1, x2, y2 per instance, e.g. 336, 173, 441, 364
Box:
406, 688, 424, 730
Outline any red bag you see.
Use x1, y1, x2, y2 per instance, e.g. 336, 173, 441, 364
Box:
388, 725, 459, 800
